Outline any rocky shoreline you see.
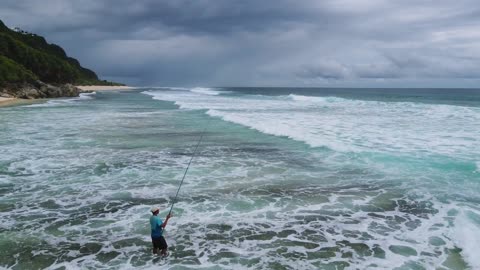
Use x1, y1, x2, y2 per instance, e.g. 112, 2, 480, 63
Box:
0, 81, 80, 99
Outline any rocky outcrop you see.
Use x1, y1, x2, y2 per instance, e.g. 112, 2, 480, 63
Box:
0, 81, 80, 99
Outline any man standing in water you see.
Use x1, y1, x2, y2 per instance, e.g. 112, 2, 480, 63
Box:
150, 206, 172, 256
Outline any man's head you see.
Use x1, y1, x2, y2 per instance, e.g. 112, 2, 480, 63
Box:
150, 206, 160, 215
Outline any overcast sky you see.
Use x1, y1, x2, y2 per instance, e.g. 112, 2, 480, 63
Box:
1, 0, 480, 87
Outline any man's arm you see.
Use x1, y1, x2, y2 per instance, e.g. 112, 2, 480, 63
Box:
161, 213, 172, 229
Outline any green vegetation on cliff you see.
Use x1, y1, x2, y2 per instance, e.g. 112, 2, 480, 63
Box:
0, 19, 123, 88
0, 55, 37, 83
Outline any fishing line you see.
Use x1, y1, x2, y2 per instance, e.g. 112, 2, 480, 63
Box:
168, 126, 207, 215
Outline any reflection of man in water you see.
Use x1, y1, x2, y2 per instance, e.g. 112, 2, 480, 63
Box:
149, 206, 172, 256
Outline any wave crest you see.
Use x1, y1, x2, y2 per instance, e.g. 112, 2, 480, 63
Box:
190, 87, 221, 96
288, 94, 344, 103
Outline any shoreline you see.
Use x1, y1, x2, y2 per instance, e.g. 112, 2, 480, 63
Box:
76, 85, 133, 91
0, 97, 17, 107
1, 85, 133, 108
0, 97, 38, 107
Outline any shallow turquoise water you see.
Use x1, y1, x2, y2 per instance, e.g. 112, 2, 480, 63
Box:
0, 88, 479, 269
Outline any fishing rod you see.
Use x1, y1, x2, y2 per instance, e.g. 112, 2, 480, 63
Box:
168, 128, 207, 215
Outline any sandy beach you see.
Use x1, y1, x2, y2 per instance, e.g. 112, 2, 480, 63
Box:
0, 97, 17, 106
0, 97, 39, 107
76, 85, 133, 91
0, 86, 133, 107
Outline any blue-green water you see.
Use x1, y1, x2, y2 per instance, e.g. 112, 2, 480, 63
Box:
0, 87, 479, 269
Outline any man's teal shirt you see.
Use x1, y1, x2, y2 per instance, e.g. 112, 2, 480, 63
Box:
150, 215, 163, 239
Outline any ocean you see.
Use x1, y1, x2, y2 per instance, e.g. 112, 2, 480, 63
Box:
0, 87, 479, 269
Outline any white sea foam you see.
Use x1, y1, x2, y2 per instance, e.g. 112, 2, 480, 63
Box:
189, 87, 222, 95
144, 90, 480, 161
80, 92, 96, 98
288, 94, 343, 103
24, 92, 95, 108
452, 209, 480, 269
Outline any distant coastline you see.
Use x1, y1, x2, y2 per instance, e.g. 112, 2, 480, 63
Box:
0, 19, 125, 101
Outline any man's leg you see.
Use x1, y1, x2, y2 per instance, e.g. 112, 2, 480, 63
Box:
152, 240, 159, 255
160, 236, 168, 256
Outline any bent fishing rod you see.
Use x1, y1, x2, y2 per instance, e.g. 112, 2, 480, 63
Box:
168, 128, 207, 215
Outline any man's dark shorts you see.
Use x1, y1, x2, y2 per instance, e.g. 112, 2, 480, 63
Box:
152, 236, 168, 250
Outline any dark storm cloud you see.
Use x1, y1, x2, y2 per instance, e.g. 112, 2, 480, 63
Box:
295, 61, 350, 80
1, 0, 480, 86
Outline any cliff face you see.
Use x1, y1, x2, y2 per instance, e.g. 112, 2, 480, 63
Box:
0, 19, 122, 99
